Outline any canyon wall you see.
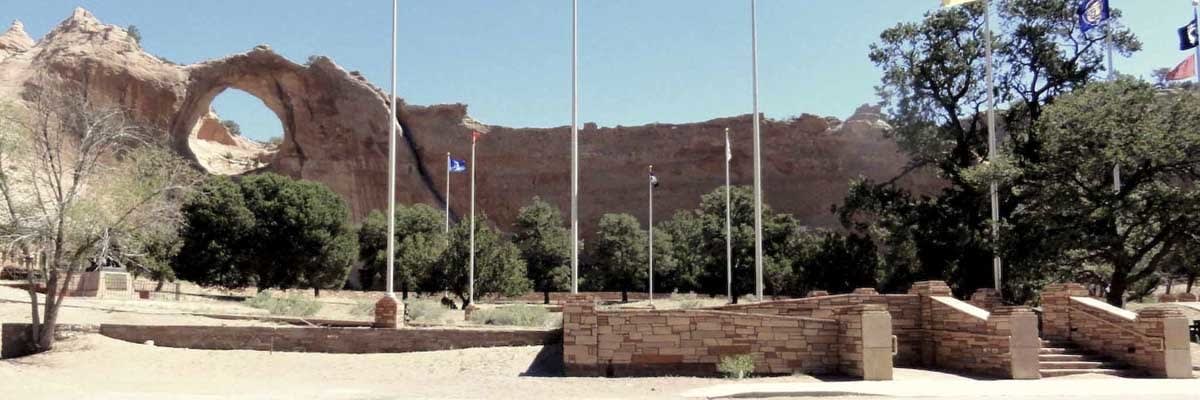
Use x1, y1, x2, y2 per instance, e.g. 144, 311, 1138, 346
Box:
0, 8, 941, 237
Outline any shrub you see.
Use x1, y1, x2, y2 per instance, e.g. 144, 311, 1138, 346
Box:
671, 292, 705, 310
405, 299, 449, 323
244, 291, 323, 317
717, 354, 756, 379
468, 304, 550, 327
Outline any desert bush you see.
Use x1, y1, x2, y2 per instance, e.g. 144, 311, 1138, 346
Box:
405, 299, 448, 323
671, 292, 705, 310
468, 304, 550, 327
717, 354, 756, 379
244, 291, 323, 317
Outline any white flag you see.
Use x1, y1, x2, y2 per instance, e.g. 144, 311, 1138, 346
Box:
726, 135, 732, 162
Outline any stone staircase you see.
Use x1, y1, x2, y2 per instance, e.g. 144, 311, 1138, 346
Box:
1039, 340, 1132, 377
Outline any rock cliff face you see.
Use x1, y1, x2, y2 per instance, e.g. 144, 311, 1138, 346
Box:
0, 8, 941, 234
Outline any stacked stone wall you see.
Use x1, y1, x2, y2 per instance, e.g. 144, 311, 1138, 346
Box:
1042, 284, 1192, 378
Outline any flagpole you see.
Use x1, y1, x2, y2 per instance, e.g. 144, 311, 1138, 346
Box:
750, 0, 764, 301
985, 0, 1001, 293
469, 135, 476, 306
725, 128, 733, 303
385, 0, 398, 299
446, 152, 451, 234
1107, 21, 1120, 193
569, 0, 580, 295
648, 165, 654, 306
1194, 1, 1200, 83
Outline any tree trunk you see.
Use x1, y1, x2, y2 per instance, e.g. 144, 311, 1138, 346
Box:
1187, 273, 1197, 294
1107, 272, 1128, 307
1165, 276, 1173, 294
313, 287, 320, 297
155, 279, 164, 292
543, 290, 550, 305
621, 289, 628, 303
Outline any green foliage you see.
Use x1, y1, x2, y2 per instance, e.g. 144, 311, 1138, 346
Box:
126, 25, 142, 45
513, 197, 570, 302
1021, 78, 1200, 304
175, 173, 358, 293
717, 354, 756, 379
436, 215, 531, 307
468, 304, 551, 327
404, 299, 449, 323
221, 120, 242, 136
244, 291, 323, 317
589, 213, 648, 302
846, 0, 1143, 301
358, 204, 447, 296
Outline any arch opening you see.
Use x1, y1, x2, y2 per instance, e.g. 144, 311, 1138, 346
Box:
186, 88, 282, 175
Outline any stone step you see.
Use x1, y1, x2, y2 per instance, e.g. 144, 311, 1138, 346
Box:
1039, 368, 1130, 378
1039, 347, 1073, 355
1038, 361, 1123, 370
1038, 354, 1091, 362
1040, 340, 1075, 348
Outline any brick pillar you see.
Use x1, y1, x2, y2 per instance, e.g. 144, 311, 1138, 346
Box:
988, 306, 1040, 379
836, 304, 894, 380
1040, 283, 1087, 341
908, 280, 952, 367
1134, 307, 1193, 378
373, 295, 403, 329
563, 294, 600, 376
969, 288, 1002, 312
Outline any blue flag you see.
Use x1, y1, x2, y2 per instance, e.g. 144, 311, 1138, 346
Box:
1077, 0, 1110, 33
449, 158, 467, 173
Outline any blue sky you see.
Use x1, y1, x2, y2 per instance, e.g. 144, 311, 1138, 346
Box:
4, 1, 1197, 141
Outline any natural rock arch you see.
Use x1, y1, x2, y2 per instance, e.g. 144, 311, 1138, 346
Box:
168, 46, 441, 218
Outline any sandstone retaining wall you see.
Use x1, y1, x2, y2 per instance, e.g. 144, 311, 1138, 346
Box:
1041, 283, 1192, 378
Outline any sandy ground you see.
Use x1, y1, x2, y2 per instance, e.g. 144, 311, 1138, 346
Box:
0, 285, 281, 327
0, 333, 842, 400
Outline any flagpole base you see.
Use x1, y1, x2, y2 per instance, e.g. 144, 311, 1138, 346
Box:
373, 294, 404, 329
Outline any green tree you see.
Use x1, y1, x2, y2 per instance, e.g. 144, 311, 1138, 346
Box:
513, 197, 570, 304
175, 174, 358, 295
126, 25, 142, 45
590, 213, 648, 302
843, 0, 1141, 301
437, 215, 531, 308
657, 210, 705, 293
221, 120, 242, 136
1021, 78, 1200, 305
357, 204, 447, 298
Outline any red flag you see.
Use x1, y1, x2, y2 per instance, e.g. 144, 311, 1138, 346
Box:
472, 131, 483, 144
1167, 54, 1196, 81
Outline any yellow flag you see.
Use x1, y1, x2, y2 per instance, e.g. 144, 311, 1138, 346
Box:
941, 0, 980, 7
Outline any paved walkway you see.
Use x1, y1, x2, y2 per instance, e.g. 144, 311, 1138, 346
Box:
682, 370, 1200, 399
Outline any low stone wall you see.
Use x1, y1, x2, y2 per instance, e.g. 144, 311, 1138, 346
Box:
712, 289, 921, 366
1, 324, 99, 359
562, 295, 892, 379
3, 323, 559, 358
910, 281, 1039, 379
1042, 283, 1192, 378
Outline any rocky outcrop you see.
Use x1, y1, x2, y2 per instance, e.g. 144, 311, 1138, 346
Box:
0, 21, 34, 59
1, 8, 942, 234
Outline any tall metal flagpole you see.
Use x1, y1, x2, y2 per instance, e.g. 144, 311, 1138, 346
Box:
725, 128, 733, 303
469, 135, 477, 305
985, 0, 1001, 292
385, 0, 398, 298
1107, 20, 1119, 193
750, 0, 764, 300
446, 152, 451, 233
570, 0, 580, 295
1195, 1, 1200, 83
648, 165, 654, 305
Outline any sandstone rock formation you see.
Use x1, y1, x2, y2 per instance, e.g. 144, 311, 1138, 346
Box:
1, 8, 942, 235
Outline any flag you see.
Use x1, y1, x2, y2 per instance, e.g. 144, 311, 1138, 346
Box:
471, 131, 484, 144
1167, 54, 1196, 81
1180, 19, 1198, 51
649, 170, 659, 188
725, 135, 732, 162
449, 158, 467, 173
940, 0, 979, 7
1077, 0, 1109, 33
